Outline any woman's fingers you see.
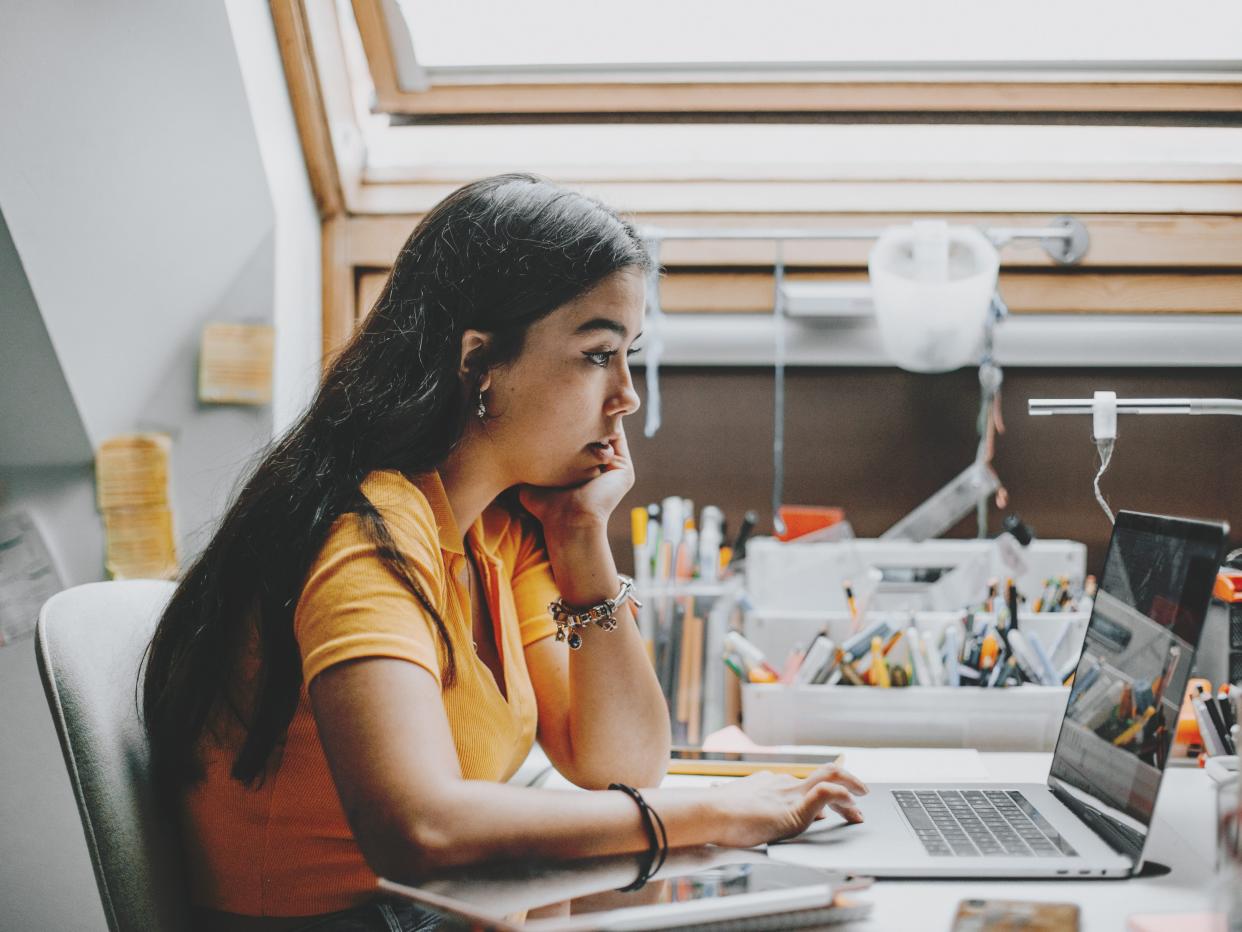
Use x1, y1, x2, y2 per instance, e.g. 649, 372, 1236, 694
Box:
803, 782, 864, 824
799, 763, 868, 797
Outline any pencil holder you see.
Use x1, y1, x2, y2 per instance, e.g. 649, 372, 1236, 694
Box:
637, 578, 745, 746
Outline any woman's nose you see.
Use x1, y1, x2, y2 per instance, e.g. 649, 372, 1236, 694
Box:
608, 367, 641, 417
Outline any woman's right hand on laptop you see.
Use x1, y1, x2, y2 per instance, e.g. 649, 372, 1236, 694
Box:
706, 764, 869, 847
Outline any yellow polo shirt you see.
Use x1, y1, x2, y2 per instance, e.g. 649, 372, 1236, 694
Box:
181, 469, 560, 916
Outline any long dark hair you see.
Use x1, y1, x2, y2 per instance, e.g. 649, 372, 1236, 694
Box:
143, 174, 650, 790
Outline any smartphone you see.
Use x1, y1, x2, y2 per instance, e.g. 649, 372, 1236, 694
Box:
668, 747, 841, 778
950, 899, 1080, 932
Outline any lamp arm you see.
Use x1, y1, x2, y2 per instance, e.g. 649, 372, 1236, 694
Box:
1028, 398, 1242, 417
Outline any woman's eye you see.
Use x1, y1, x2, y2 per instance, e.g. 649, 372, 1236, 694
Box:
626, 346, 642, 358
584, 350, 615, 367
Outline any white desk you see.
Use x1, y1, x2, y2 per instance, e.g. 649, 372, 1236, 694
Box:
533, 748, 1223, 931
830, 752, 1219, 932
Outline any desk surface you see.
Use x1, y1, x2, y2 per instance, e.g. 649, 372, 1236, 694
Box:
535, 749, 1222, 932
832, 752, 1218, 932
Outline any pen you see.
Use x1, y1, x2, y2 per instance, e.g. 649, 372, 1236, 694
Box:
1006, 578, 1020, 631
843, 580, 859, 626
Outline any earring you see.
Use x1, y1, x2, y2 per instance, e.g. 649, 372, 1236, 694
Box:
476, 390, 487, 419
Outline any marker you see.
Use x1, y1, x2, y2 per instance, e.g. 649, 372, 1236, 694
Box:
795, 632, 835, 685
1006, 578, 1020, 631
922, 629, 946, 687
631, 507, 649, 586
1113, 707, 1156, 747
698, 506, 724, 583
979, 632, 999, 670
870, 636, 891, 688
836, 648, 865, 686
1033, 578, 1054, 613
943, 626, 961, 687
724, 631, 780, 683
728, 510, 758, 566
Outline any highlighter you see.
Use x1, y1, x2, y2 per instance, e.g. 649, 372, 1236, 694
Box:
979, 632, 999, 670
630, 507, 649, 586
870, 636, 891, 688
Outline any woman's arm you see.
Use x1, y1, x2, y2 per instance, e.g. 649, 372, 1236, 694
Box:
525, 525, 670, 789
310, 656, 866, 883
516, 425, 671, 787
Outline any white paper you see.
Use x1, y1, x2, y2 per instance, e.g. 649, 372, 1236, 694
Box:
0, 511, 64, 647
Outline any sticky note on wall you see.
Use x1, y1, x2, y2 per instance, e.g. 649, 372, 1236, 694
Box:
199, 322, 274, 405
95, 434, 178, 580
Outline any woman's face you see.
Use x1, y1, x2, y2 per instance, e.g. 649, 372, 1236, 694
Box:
482, 268, 645, 488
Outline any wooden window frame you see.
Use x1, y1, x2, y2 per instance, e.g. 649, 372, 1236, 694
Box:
350, 0, 1242, 117
270, 1, 1242, 366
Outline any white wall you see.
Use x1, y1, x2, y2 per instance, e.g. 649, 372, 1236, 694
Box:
0, 1, 320, 928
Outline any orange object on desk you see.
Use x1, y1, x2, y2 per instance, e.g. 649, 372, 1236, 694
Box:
1215, 570, 1242, 603
776, 505, 846, 541
1172, 676, 1212, 758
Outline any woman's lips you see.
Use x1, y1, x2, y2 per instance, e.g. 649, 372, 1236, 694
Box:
586, 441, 614, 462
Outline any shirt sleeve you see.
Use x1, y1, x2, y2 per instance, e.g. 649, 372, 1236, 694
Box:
509, 517, 560, 647
294, 506, 447, 688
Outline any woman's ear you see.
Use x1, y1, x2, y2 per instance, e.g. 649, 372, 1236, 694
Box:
459, 329, 493, 391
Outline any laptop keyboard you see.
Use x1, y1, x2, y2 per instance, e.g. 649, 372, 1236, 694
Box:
893, 789, 1079, 858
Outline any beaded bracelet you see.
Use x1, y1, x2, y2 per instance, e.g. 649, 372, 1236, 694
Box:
609, 782, 668, 891
550, 574, 642, 649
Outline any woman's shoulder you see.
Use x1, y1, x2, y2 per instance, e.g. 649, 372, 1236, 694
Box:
321, 469, 440, 553
359, 468, 433, 517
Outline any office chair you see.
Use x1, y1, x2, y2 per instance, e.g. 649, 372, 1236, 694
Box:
36, 579, 192, 932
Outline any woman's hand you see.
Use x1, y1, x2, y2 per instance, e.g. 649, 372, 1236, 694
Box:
518, 425, 635, 536
705, 765, 869, 848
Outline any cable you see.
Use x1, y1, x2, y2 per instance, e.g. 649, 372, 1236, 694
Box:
1093, 437, 1116, 525
1091, 391, 1118, 525
642, 238, 664, 439
772, 241, 787, 537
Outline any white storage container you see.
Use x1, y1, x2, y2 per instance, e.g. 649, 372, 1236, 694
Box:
741, 683, 1071, 751
737, 612, 1088, 751
743, 610, 1088, 673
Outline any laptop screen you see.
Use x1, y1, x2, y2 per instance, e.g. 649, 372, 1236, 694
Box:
1047, 510, 1226, 862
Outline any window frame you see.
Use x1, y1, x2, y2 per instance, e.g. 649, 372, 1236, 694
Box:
270, 0, 1242, 366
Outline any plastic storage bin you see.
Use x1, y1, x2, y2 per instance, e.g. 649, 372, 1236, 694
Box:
741, 683, 1072, 750
738, 610, 1088, 751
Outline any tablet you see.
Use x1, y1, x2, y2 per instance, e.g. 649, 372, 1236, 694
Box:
378, 847, 871, 931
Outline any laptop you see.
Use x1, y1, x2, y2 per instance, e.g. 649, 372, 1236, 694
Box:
772, 510, 1228, 879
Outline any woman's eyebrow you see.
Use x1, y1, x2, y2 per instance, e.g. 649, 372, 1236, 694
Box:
573, 318, 629, 338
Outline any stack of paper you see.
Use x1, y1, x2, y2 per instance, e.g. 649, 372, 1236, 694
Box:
199, 322, 274, 405
95, 434, 178, 580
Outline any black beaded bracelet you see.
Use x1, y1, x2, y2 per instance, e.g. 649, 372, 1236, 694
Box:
609, 782, 668, 891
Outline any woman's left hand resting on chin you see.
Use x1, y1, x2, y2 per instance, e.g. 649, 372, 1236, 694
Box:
518, 426, 673, 791
517, 422, 636, 535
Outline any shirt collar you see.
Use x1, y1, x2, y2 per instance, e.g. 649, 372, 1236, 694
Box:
403, 469, 499, 561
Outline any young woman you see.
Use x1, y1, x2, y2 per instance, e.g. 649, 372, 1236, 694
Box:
143, 174, 867, 932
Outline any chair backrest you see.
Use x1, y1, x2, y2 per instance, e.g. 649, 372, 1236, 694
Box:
36, 579, 191, 932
